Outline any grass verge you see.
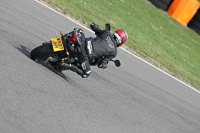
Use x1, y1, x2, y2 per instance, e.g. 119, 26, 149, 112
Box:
41, 0, 200, 90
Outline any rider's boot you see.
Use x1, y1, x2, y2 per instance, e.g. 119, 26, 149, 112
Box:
79, 55, 91, 76
73, 28, 91, 77
61, 62, 89, 78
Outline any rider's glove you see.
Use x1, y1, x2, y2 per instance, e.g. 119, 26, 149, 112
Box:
98, 60, 108, 69
90, 23, 99, 31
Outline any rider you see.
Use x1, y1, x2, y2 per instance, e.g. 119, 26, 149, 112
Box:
62, 23, 128, 78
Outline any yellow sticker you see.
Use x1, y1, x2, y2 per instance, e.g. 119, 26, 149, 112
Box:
51, 37, 64, 52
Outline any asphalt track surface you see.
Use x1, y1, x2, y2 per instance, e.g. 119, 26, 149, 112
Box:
0, 0, 200, 133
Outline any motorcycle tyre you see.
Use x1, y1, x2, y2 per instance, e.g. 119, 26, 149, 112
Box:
31, 42, 54, 61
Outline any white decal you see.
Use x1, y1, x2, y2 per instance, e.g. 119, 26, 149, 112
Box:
87, 40, 93, 54
105, 36, 114, 48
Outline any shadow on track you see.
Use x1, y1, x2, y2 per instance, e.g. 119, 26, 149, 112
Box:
15, 45, 71, 82
15, 45, 31, 58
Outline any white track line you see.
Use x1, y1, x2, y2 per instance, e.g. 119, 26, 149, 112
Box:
121, 47, 200, 94
34, 0, 200, 94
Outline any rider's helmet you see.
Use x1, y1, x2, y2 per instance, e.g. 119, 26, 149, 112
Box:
112, 29, 128, 47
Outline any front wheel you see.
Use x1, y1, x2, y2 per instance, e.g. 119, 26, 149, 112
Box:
30, 42, 54, 61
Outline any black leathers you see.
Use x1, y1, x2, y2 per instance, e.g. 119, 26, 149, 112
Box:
61, 23, 118, 78
86, 23, 118, 64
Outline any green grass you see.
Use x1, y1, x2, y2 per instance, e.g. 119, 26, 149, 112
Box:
42, 0, 200, 90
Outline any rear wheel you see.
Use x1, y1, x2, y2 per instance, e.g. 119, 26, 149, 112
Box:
31, 42, 54, 61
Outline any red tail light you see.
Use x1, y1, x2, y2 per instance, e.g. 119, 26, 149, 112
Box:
72, 33, 77, 43
62, 40, 65, 46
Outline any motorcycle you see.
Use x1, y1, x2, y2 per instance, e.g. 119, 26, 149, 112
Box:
30, 29, 121, 75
